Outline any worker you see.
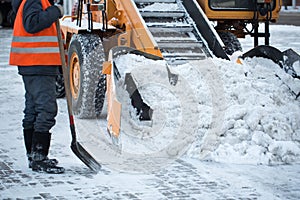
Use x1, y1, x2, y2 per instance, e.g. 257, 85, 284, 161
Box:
9, 0, 65, 174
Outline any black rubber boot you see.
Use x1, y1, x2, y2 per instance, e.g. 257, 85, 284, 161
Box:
31, 132, 65, 174
23, 129, 34, 167
24, 129, 59, 168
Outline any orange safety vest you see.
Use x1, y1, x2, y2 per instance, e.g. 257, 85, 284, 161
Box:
9, 0, 62, 66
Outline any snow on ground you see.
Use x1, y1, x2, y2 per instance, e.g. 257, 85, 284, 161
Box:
281, 6, 300, 12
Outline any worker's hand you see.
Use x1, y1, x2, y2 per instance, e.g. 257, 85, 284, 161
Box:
48, 0, 54, 5
55, 4, 64, 18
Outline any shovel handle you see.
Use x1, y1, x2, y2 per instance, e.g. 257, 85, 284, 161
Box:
55, 21, 73, 118
55, 21, 77, 138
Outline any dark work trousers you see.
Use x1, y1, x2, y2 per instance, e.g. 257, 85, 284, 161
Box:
21, 75, 57, 132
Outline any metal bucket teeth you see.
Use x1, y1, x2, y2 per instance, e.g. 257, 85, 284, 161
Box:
125, 73, 153, 121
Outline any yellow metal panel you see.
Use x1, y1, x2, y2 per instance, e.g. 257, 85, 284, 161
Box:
102, 61, 112, 75
107, 98, 121, 138
196, 0, 281, 21
112, 0, 163, 57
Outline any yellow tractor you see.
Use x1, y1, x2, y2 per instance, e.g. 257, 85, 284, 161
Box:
198, 0, 281, 54
58, 0, 299, 170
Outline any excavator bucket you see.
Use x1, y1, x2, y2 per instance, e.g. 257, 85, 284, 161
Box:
240, 45, 300, 74
103, 47, 165, 145
239, 45, 284, 67
239, 45, 300, 98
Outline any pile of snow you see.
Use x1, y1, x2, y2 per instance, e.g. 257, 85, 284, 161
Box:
114, 52, 300, 166
205, 57, 300, 165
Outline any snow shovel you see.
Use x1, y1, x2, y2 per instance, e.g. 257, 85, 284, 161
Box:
55, 20, 102, 172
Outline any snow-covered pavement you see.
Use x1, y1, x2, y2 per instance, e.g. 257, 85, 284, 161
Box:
1, 22, 300, 199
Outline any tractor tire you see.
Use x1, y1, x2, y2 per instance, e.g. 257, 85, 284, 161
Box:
218, 31, 242, 56
94, 74, 106, 118
68, 33, 106, 119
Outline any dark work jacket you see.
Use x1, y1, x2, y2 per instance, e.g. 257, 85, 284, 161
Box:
12, 0, 61, 76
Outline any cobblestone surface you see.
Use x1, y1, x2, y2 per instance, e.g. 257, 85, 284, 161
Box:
1, 28, 300, 199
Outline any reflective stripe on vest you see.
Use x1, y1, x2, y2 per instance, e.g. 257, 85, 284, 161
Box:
11, 47, 60, 54
11, 36, 60, 54
12, 36, 58, 43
